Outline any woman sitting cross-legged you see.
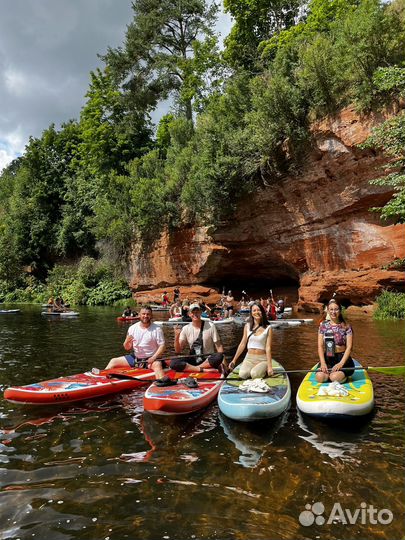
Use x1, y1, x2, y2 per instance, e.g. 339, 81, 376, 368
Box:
316, 298, 355, 383
228, 302, 273, 379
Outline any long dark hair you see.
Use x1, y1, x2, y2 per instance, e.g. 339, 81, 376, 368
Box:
320, 299, 347, 327
248, 302, 269, 330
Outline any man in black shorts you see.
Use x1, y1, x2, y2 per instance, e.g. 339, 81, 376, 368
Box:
172, 303, 225, 373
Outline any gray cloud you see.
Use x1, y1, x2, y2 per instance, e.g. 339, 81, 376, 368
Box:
0, 0, 232, 172
0, 0, 134, 169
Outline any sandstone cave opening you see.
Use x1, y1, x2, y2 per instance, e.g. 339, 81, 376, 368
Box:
204, 276, 300, 303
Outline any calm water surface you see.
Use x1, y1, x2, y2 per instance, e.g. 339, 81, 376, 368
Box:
0, 305, 404, 540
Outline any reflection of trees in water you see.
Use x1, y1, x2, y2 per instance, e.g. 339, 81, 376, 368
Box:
219, 411, 288, 468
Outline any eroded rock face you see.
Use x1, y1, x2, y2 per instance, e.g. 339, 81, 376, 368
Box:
130, 106, 405, 311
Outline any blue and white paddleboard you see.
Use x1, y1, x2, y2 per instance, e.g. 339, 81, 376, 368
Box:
218, 360, 291, 422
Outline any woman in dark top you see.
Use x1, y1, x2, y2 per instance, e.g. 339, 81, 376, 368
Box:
316, 299, 355, 383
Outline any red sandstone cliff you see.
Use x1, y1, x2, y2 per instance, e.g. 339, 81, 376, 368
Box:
130, 106, 405, 312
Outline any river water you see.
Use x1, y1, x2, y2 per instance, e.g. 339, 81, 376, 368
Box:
0, 305, 404, 540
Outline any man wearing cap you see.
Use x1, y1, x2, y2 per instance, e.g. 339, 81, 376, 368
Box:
171, 302, 226, 373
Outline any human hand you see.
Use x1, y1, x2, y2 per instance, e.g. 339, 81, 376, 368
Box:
267, 366, 273, 376
319, 362, 328, 374
331, 362, 344, 372
228, 360, 235, 370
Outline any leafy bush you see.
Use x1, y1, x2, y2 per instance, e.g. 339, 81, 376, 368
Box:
0, 276, 47, 303
374, 290, 405, 319
85, 279, 132, 306
45, 260, 131, 306
362, 108, 405, 222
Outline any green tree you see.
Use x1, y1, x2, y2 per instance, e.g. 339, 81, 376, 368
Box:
156, 113, 175, 158
260, 0, 359, 61
361, 67, 405, 222
332, 0, 405, 109
103, 0, 220, 121
8, 123, 82, 277
223, 0, 302, 70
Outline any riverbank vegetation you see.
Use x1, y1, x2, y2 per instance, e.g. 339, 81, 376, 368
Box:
374, 290, 405, 320
0, 0, 404, 303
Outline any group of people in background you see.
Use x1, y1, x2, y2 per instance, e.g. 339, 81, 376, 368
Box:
46, 296, 70, 313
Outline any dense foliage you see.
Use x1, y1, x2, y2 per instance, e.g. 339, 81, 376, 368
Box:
374, 290, 405, 320
0, 0, 404, 302
361, 66, 405, 222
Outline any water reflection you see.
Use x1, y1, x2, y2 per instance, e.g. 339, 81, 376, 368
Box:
296, 409, 372, 462
120, 390, 219, 464
219, 411, 288, 468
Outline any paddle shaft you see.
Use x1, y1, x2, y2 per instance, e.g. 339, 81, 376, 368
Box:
107, 364, 404, 382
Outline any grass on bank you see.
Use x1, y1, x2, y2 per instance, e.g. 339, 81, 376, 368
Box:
374, 290, 405, 320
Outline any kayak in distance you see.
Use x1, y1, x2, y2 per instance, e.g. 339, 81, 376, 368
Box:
233, 318, 302, 328
4, 366, 162, 405
218, 360, 291, 422
239, 306, 293, 315
155, 317, 235, 326
0, 309, 21, 314
275, 318, 314, 326
296, 359, 374, 419
150, 305, 170, 311
144, 371, 223, 415
41, 311, 79, 317
116, 316, 140, 322
232, 317, 283, 328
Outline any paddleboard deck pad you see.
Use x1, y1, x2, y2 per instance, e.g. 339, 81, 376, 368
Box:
218, 360, 291, 422
296, 360, 374, 418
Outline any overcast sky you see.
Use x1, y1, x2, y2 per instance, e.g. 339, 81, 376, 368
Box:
0, 0, 232, 172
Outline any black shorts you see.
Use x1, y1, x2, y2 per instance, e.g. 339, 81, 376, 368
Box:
125, 355, 168, 369
170, 353, 224, 372
325, 352, 355, 377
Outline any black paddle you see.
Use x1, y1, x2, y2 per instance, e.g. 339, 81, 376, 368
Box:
104, 364, 405, 383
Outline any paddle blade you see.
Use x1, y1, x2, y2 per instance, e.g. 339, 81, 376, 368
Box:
368, 366, 405, 377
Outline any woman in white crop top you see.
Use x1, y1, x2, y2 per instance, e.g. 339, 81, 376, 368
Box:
228, 302, 273, 379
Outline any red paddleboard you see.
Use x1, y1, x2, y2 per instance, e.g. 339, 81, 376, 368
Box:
4, 367, 161, 405
116, 316, 140, 322
144, 371, 223, 415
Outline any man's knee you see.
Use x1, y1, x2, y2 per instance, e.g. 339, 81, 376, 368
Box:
170, 358, 187, 372
207, 353, 223, 369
